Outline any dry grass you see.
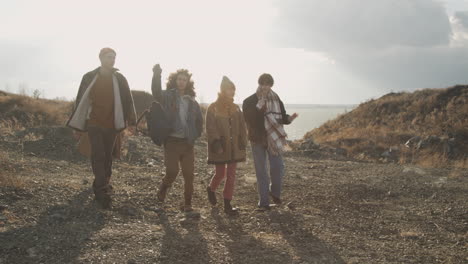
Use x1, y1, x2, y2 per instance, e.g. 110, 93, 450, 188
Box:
306, 85, 468, 167
415, 153, 450, 168
452, 158, 468, 169
0, 174, 25, 189
0, 91, 72, 132
448, 169, 467, 179
400, 231, 424, 239
0, 152, 25, 189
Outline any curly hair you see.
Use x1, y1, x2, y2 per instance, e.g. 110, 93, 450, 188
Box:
166, 69, 196, 97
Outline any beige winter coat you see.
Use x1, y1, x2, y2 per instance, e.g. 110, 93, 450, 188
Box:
206, 101, 248, 164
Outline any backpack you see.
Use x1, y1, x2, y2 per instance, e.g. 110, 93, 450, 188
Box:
137, 101, 172, 146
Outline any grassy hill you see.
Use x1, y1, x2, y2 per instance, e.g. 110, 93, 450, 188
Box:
0, 90, 156, 132
0, 91, 72, 133
131, 90, 153, 116
303, 85, 468, 167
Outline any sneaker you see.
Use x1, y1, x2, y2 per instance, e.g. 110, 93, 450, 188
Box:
270, 192, 282, 205
255, 205, 271, 212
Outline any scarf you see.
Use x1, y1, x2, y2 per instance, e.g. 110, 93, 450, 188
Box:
256, 87, 288, 156
215, 93, 237, 117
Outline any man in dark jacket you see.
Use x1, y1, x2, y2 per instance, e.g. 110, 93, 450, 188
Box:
67, 47, 137, 209
242, 73, 298, 211
151, 64, 203, 212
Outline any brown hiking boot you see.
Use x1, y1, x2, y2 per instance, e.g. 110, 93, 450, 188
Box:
180, 201, 194, 212
206, 186, 217, 206
181, 204, 194, 212
95, 193, 112, 209
157, 183, 169, 202
181, 196, 193, 212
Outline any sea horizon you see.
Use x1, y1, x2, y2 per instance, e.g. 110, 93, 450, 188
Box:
284, 104, 355, 140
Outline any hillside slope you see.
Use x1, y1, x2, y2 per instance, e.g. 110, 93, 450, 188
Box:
302, 85, 468, 167
0, 91, 72, 132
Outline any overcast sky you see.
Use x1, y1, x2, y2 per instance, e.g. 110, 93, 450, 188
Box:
1, 0, 467, 104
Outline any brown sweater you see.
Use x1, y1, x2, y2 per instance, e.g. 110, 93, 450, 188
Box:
88, 74, 114, 129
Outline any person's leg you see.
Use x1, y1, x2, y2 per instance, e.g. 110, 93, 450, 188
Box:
207, 164, 225, 205
251, 143, 270, 207
158, 139, 181, 201
88, 127, 106, 195
210, 164, 227, 192
269, 152, 285, 202
223, 162, 239, 214
102, 128, 117, 192
223, 162, 237, 200
88, 126, 111, 208
180, 142, 195, 209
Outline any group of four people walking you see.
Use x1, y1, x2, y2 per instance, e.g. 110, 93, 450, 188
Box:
67, 47, 298, 213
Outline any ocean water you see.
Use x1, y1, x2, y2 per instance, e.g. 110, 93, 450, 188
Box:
283, 105, 355, 140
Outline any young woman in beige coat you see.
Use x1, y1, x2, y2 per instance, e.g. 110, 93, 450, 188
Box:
205, 76, 247, 214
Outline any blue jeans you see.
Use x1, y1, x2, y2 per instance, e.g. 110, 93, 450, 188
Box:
251, 143, 285, 207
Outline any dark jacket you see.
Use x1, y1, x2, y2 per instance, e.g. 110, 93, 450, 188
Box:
145, 101, 172, 146
205, 102, 247, 164
151, 72, 203, 145
242, 93, 291, 145
67, 67, 137, 132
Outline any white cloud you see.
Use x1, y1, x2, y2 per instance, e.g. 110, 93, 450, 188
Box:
274, 0, 452, 51
272, 0, 468, 92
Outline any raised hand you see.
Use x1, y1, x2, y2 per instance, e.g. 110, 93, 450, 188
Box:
153, 64, 162, 75
257, 86, 269, 98
290, 113, 299, 123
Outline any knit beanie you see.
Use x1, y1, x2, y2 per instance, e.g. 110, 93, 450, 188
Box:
220, 76, 235, 92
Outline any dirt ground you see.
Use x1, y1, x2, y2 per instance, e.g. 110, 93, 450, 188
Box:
0, 127, 467, 263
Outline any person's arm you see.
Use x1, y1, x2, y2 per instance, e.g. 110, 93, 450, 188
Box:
151, 64, 163, 103
279, 99, 292, 125
70, 73, 89, 138
205, 105, 220, 142
73, 74, 89, 111
195, 102, 204, 137
238, 109, 248, 150
120, 75, 137, 126
206, 104, 224, 153
242, 97, 256, 129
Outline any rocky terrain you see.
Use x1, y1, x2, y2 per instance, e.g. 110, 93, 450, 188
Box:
0, 125, 466, 263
